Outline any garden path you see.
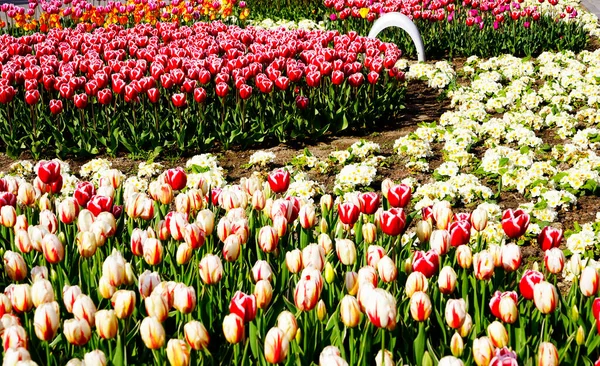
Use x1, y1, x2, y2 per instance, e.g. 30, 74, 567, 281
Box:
582, 0, 600, 18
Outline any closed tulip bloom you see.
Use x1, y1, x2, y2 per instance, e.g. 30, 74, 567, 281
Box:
255, 280, 273, 310
183, 223, 205, 250
365, 288, 397, 329
377, 256, 397, 283
34, 301, 60, 341
14, 229, 32, 254
267, 169, 290, 194
259, 226, 279, 253
538, 226, 563, 251
83, 350, 107, 366
416, 220, 433, 244
449, 220, 471, 247
176, 243, 193, 265
31, 279, 54, 307
63, 285, 82, 313
405, 271, 429, 298
299, 203, 317, 229
433, 201, 453, 230
456, 244, 473, 269
438, 266, 457, 295
294, 278, 321, 312
338, 202, 360, 227
473, 250, 495, 280
534, 281, 558, 314
471, 208, 488, 231
95, 309, 118, 339
430, 229, 450, 255
499, 295, 518, 324
445, 299, 467, 329
58, 198, 79, 224
195, 210, 215, 236
375, 349, 394, 366
199, 254, 223, 285
73, 294, 97, 325
223, 313, 244, 344
111, 290, 136, 319
184, 321, 209, 350
276, 311, 298, 342
387, 184, 411, 208
336, 239, 357, 266
264, 327, 290, 364
103, 250, 126, 287
544, 248, 565, 275
10, 284, 33, 313
229, 291, 257, 323
141, 317, 166, 349
450, 333, 464, 357
379, 208, 406, 236
473, 336, 494, 366
4, 251, 27, 281
537, 342, 559, 366
501, 209, 530, 239
173, 285, 196, 314
501, 244, 521, 272
17, 183, 36, 207
0, 205, 16, 228
340, 295, 361, 328
167, 339, 191, 366
222, 234, 241, 262
3, 325, 28, 350
41, 233, 63, 264
410, 291, 432, 322
64, 319, 92, 346
145, 294, 169, 322
580, 266, 599, 297
316, 300, 327, 322
440, 356, 464, 366
487, 321, 508, 348
366, 245, 385, 268
520, 270, 544, 300
490, 348, 518, 366
76, 231, 97, 258
143, 238, 163, 265
303, 244, 325, 272
360, 222, 376, 244
459, 313, 473, 338
412, 250, 439, 278
345, 271, 359, 295
3, 347, 31, 364
318, 233, 333, 255
285, 249, 303, 274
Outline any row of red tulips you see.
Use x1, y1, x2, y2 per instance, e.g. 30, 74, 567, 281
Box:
0, 21, 406, 156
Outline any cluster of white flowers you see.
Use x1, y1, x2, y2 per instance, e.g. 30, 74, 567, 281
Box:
566, 224, 598, 254
248, 151, 276, 167
186, 154, 226, 189
247, 18, 326, 30
286, 175, 325, 199
393, 135, 433, 172
404, 61, 456, 89
9, 160, 34, 177
334, 163, 377, 194
123, 176, 149, 201
79, 158, 111, 177
137, 162, 164, 178
349, 141, 380, 159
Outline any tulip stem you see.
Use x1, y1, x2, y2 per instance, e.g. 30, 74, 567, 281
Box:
380, 329, 386, 366
45, 340, 51, 366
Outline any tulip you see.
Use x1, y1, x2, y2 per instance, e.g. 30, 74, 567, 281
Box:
366, 245, 385, 268
445, 299, 466, 329
31, 279, 54, 307
0, 205, 16, 227
172, 285, 196, 314
581, 267, 600, 297
534, 281, 558, 314
501, 209, 530, 239
299, 203, 317, 229
33, 301, 60, 341
139, 271, 161, 299
63, 285, 82, 313
264, 327, 290, 364
10, 284, 33, 313
375, 349, 394, 366
340, 295, 361, 328
103, 250, 126, 287
501, 244, 521, 272
471, 208, 488, 231
318, 233, 333, 255
303, 244, 325, 272
111, 290, 136, 319
229, 291, 257, 323
538, 226, 562, 251
223, 313, 244, 344
473, 250, 494, 280
490, 348, 518, 366
176, 243, 193, 265
416, 220, 433, 245
254, 280, 273, 310
336, 238, 357, 266
405, 271, 429, 298
317, 300, 327, 321
379, 208, 406, 236
449, 220, 471, 247
64, 319, 92, 346
450, 333, 464, 358
3, 325, 28, 350
358, 192, 380, 215
83, 350, 107, 366
73, 294, 97, 325
338, 202, 360, 228
184, 321, 209, 350
412, 250, 439, 278
4, 251, 27, 281
36, 160, 61, 184
487, 321, 509, 348
294, 278, 321, 312
259, 226, 279, 253
544, 248, 565, 275
140, 317, 166, 349
361, 222, 377, 244
267, 169, 290, 194
252, 260, 273, 283
473, 336, 494, 366
537, 342, 559, 366
387, 184, 411, 208
432, 201, 453, 229
95, 309, 118, 340
199, 254, 223, 285
143, 238, 163, 265
499, 294, 518, 324
42, 233, 64, 264
167, 339, 191, 366
520, 270, 544, 300
410, 291, 432, 322
49, 99, 63, 114
438, 266, 457, 295
286, 249, 303, 274
145, 294, 169, 323
365, 288, 397, 329
3, 347, 31, 364
377, 256, 398, 283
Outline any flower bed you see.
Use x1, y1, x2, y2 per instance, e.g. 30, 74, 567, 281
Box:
0, 21, 406, 157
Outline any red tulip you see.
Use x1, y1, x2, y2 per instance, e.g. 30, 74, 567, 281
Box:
267, 169, 290, 194
295, 95, 309, 109
275, 76, 289, 90
36, 160, 61, 184
74, 181, 95, 207
449, 220, 471, 247
501, 209, 530, 239
97, 89, 113, 105
216, 82, 229, 98
348, 73, 364, 87
489, 291, 518, 319
194, 87, 207, 103
331, 70, 344, 85
112, 78, 126, 95
0, 85, 15, 104
171, 93, 187, 108
358, 192, 380, 215
182, 78, 196, 93
412, 250, 439, 278
87, 195, 113, 217
380, 208, 406, 236
519, 269, 544, 300
49, 99, 63, 114
229, 291, 257, 323
387, 184, 411, 208
147, 88, 160, 104
74, 94, 88, 109
593, 298, 600, 319
166, 167, 187, 191
422, 206, 433, 222
25, 90, 40, 105
239, 84, 252, 100
367, 71, 379, 84
338, 202, 360, 227
538, 226, 563, 251
306, 71, 321, 87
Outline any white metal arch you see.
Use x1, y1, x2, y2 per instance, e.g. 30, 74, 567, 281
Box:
367, 12, 426, 62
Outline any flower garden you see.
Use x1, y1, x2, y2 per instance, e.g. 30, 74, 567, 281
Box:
0, 0, 600, 365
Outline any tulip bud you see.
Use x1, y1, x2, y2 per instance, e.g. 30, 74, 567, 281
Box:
254, 280, 273, 310
184, 321, 210, 350
34, 301, 60, 341
276, 311, 298, 341
450, 332, 464, 357
167, 339, 191, 366
63, 318, 92, 346
502, 243, 521, 272
410, 291, 432, 322
324, 262, 336, 284
345, 271, 359, 295
285, 249, 303, 274
362, 222, 377, 244
438, 266, 457, 295
472, 336, 494, 366
433, 201, 453, 230
422, 351, 433, 366
264, 327, 289, 364
95, 309, 118, 340
317, 300, 327, 322
572, 304, 580, 322
487, 321, 508, 348
222, 313, 244, 344
140, 317, 166, 349
471, 208, 488, 231
252, 260, 273, 283
416, 220, 432, 244
320, 194, 333, 213
537, 342, 559, 366
340, 295, 361, 328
